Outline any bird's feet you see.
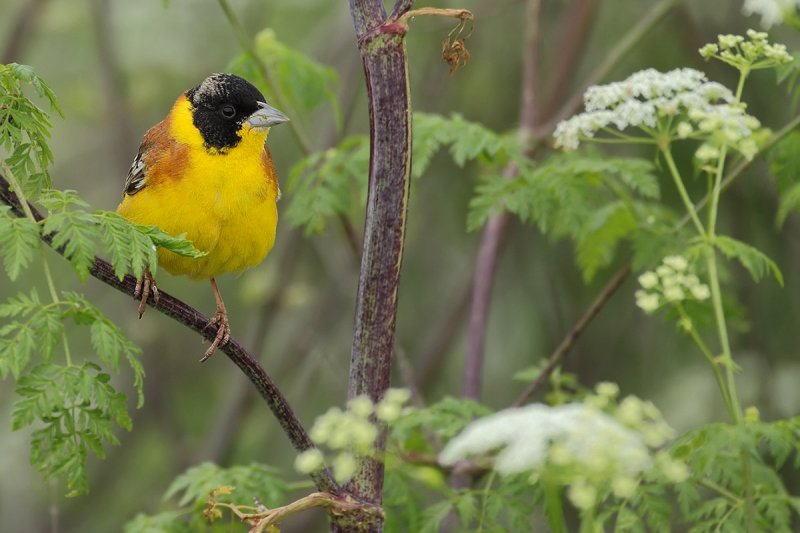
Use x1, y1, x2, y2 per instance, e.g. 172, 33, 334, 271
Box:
201, 308, 231, 362
133, 268, 159, 318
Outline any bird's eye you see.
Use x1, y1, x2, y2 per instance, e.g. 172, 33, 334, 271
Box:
220, 104, 236, 119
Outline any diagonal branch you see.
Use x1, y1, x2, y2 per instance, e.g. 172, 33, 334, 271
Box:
0, 173, 339, 495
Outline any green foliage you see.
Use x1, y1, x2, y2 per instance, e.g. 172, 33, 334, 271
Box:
124, 462, 288, 532
12, 362, 132, 496
711, 235, 784, 285
0, 205, 40, 280
671, 418, 800, 532
469, 151, 667, 281
165, 462, 287, 508
0, 289, 62, 378
0, 63, 61, 197
124, 511, 191, 533
228, 28, 340, 126
286, 135, 369, 234
286, 113, 520, 235
0, 64, 203, 496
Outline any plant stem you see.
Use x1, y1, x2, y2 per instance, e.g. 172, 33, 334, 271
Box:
677, 305, 734, 419
343, 0, 413, 522
661, 147, 706, 236
41, 254, 72, 366
543, 483, 568, 533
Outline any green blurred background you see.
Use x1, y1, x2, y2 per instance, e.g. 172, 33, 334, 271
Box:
1, 0, 799, 531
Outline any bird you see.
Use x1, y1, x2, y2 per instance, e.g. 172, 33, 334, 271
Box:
117, 73, 289, 361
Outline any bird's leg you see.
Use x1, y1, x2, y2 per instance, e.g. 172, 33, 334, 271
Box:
201, 278, 231, 362
133, 267, 159, 318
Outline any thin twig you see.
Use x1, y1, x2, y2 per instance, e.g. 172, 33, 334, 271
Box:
513, 260, 632, 406
0, 174, 340, 495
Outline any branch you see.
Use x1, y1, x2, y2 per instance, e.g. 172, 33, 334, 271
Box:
0, 174, 340, 495
344, 6, 410, 513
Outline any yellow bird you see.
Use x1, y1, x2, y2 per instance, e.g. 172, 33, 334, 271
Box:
117, 73, 288, 361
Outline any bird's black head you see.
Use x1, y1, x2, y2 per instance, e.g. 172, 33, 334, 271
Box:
186, 73, 267, 151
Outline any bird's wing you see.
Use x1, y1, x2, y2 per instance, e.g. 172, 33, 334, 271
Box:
124, 151, 147, 196
123, 119, 170, 197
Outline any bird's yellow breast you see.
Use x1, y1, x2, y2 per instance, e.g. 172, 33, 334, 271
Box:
117, 97, 279, 280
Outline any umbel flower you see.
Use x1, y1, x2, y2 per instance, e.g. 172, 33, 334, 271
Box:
439, 384, 685, 510
554, 68, 760, 159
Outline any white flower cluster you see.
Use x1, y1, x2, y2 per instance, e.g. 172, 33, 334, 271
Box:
440, 403, 650, 476
742, 0, 800, 28
554, 68, 759, 157
439, 383, 685, 510
294, 389, 411, 482
635, 255, 710, 314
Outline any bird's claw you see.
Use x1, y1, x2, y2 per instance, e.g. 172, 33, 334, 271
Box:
200, 310, 231, 362
134, 269, 159, 318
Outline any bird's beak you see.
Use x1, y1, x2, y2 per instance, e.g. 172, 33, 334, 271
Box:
246, 101, 289, 131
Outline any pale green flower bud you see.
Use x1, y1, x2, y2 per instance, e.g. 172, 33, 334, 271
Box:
618, 396, 644, 426
596, 382, 620, 399
638, 271, 659, 289
294, 448, 325, 474
333, 453, 358, 483
612, 476, 638, 499
568, 479, 597, 511
664, 286, 685, 302
348, 395, 374, 419
699, 43, 719, 59
677, 121, 694, 138
635, 293, 660, 314
690, 284, 710, 300
663, 255, 688, 271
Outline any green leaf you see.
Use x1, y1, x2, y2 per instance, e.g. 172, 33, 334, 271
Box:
713, 235, 784, 286
576, 201, 637, 282
419, 500, 454, 533
0, 206, 41, 281
124, 511, 191, 533
12, 363, 131, 495
164, 462, 286, 509
136, 224, 208, 259
286, 135, 370, 234
42, 210, 99, 281
62, 292, 145, 407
